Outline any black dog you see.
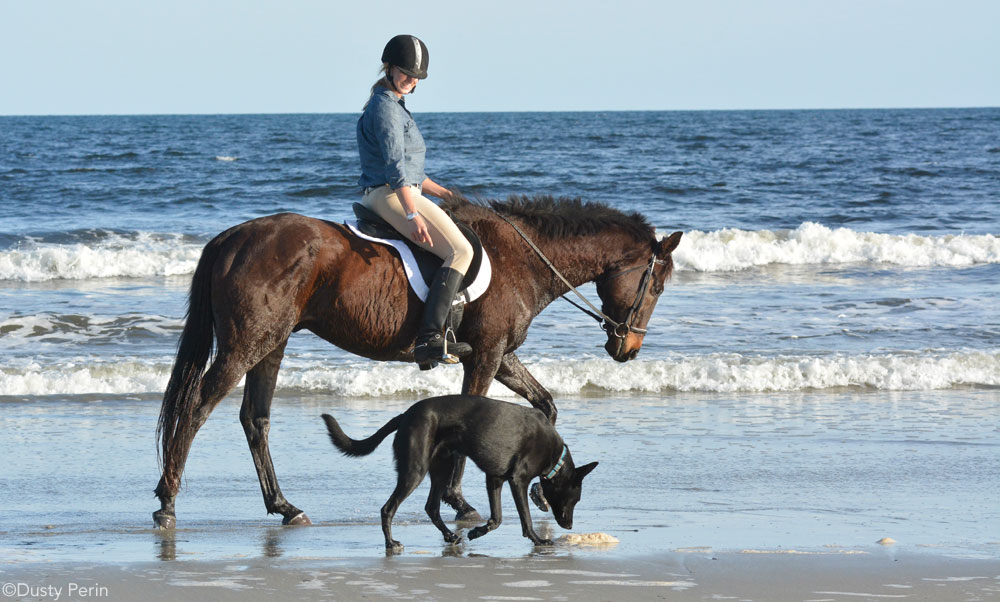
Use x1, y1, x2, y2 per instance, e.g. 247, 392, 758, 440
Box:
321, 394, 597, 552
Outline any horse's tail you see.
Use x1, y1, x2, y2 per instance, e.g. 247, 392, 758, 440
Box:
156, 237, 220, 469
321, 413, 402, 457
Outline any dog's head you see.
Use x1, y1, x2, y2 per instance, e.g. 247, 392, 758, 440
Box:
540, 460, 598, 530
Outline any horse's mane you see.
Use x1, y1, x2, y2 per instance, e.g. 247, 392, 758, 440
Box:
444, 194, 653, 241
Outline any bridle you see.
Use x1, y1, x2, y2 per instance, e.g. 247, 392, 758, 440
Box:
495, 213, 666, 345
595, 256, 666, 338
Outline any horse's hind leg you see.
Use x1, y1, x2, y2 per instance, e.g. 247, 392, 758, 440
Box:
240, 341, 310, 525
440, 456, 480, 523
153, 353, 249, 528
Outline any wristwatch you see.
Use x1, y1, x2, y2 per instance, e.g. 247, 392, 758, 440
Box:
406, 212, 420, 221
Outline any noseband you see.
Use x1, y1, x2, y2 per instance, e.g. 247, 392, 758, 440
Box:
496, 213, 665, 343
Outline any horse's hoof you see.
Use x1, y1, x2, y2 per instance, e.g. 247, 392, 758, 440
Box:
283, 511, 312, 526
153, 510, 176, 530
530, 483, 549, 512
454, 507, 482, 524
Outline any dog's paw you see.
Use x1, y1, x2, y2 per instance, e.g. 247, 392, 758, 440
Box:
443, 532, 462, 545
533, 538, 555, 547
385, 540, 404, 554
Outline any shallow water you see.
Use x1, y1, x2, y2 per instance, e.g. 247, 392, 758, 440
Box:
2, 109, 998, 566
2, 389, 996, 563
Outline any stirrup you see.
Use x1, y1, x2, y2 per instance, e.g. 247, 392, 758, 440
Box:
414, 332, 466, 370
439, 328, 463, 364
417, 349, 460, 370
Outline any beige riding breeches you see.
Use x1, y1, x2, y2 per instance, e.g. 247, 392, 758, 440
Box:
362, 185, 474, 275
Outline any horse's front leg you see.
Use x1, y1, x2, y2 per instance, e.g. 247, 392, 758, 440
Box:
495, 352, 556, 424
241, 343, 310, 525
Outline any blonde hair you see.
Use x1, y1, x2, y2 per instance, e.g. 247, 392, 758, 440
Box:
363, 64, 392, 110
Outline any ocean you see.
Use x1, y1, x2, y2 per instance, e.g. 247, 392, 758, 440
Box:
1, 109, 998, 561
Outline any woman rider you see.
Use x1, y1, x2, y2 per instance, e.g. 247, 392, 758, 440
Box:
357, 34, 474, 369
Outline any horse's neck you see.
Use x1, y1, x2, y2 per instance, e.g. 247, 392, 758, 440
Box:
530, 231, 634, 292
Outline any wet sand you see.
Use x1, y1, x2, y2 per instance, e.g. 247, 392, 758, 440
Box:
2, 391, 998, 600
4, 549, 998, 601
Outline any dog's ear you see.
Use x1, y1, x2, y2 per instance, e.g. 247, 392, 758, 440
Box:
574, 462, 599, 482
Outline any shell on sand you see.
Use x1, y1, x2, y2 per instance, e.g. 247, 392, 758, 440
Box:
876, 537, 897, 545
557, 532, 620, 546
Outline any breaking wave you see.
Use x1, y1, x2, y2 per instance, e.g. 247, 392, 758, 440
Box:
672, 222, 1000, 272
2, 223, 997, 282
2, 351, 997, 398
0, 231, 202, 282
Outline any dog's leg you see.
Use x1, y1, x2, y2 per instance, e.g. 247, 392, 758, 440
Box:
509, 475, 554, 546
381, 464, 427, 554
468, 475, 504, 540
426, 455, 461, 545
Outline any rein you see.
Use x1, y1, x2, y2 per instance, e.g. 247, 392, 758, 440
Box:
495, 213, 664, 340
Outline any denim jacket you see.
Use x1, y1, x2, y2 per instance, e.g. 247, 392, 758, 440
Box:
357, 86, 426, 190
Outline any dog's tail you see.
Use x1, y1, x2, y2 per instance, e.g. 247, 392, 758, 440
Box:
321, 413, 402, 457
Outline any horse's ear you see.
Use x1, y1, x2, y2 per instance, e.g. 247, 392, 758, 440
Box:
657, 231, 683, 256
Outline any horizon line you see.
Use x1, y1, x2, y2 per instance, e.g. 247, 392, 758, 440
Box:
2, 105, 998, 118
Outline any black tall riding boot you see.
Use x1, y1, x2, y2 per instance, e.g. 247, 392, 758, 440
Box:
413, 267, 473, 370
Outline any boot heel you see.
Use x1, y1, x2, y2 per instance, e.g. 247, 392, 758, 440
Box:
418, 361, 437, 371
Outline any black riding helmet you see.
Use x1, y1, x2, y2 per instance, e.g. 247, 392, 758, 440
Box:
382, 34, 429, 79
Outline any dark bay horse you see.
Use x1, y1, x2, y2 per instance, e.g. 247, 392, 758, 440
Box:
153, 195, 682, 529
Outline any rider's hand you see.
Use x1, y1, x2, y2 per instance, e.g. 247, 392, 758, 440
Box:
410, 215, 433, 247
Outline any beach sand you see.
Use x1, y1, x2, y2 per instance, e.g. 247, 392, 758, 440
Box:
2, 391, 998, 600
4, 549, 998, 601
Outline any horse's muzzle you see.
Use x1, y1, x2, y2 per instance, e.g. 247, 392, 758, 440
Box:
606, 332, 643, 362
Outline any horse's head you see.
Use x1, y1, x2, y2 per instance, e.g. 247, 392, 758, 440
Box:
595, 231, 682, 362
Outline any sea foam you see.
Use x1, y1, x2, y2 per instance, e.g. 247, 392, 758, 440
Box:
3, 223, 997, 282
0, 223, 1000, 282
3, 351, 996, 398
0, 232, 201, 282
674, 222, 1000, 272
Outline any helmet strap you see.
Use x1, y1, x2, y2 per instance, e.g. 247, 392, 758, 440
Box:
387, 66, 416, 95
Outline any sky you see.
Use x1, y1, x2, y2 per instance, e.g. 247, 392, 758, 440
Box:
1, 0, 998, 115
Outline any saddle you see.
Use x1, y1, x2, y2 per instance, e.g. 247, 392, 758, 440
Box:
348, 203, 491, 307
